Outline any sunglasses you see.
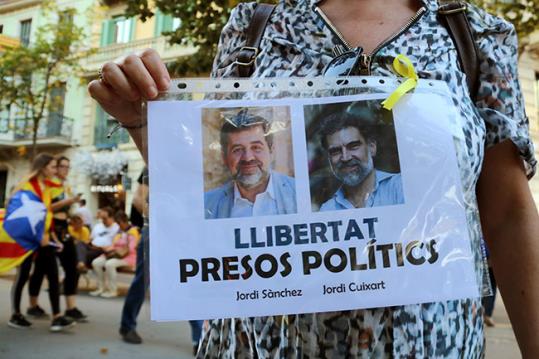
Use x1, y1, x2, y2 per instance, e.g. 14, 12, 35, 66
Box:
323, 47, 365, 77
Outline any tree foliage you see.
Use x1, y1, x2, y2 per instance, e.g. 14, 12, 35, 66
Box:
125, 0, 276, 76
0, 1, 92, 160
472, 0, 538, 56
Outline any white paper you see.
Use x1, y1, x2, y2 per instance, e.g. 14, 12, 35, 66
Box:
147, 92, 478, 321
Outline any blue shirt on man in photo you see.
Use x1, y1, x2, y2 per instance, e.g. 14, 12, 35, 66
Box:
320, 170, 404, 211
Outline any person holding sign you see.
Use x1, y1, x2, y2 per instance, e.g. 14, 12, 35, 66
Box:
318, 112, 404, 210
204, 110, 297, 219
88, 0, 539, 357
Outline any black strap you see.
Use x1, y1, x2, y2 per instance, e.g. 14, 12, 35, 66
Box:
236, 3, 276, 78
437, 0, 480, 100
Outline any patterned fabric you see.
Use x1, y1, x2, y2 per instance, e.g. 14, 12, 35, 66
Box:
199, 0, 536, 358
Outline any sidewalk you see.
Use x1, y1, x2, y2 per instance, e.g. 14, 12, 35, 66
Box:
0, 275, 518, 358
0, 276, 194, 359
484, 291, 520, 359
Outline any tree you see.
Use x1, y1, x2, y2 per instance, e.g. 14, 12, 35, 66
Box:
125, 0, 276, 76
472, 0, 539, 56
0, 1, 92, 160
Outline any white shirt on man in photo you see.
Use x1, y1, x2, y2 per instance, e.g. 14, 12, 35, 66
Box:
230, 174, 278, 218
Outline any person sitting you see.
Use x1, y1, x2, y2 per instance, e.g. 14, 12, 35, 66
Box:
81, 206, 119, 268
74, 199, 93, 229
90, 212, 140, 298
67, 214, 91, 273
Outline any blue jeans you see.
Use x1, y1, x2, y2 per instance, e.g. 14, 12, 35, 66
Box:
120, 226, 203, 343
481, 266, 497, 317
120, 226, 148, 332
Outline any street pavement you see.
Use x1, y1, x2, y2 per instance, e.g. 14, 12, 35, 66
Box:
0, 274, 520, 359
0, 274, 194, 359
484, 293, 520, 359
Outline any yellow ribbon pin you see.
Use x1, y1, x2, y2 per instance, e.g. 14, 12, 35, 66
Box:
381, 54, 418, 110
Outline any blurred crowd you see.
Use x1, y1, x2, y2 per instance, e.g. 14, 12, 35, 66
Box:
4, 153, 202, 356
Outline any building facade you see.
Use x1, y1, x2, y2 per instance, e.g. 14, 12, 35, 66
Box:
0, 0, 194, 216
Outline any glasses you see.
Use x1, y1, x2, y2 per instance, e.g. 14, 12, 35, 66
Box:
323, 47, 363, 77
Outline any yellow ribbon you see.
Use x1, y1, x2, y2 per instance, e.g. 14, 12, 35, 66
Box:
381, 54, 418, 110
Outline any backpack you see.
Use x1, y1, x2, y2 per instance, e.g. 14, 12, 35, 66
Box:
235, 0, 479, 100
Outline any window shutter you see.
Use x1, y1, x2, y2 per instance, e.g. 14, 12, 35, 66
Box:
100, 20, 112, 46
162, 14, 173, 32
129, 18, 136, 41
154, 10, 163, 36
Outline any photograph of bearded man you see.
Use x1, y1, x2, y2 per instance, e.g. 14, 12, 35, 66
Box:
317, 111, 404, 211
204, 109, 297, 219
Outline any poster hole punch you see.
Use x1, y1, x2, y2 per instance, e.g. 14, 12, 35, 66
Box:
233, 82, 240, 89
307, 80, 314, 87
336, 79, 349, 86
379, 79, 385, 84
361, 79, 368, 84
215, 83, 221, 89
177, 82, 187, 89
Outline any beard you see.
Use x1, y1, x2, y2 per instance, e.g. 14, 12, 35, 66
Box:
233, 160, 269, 189
331, 155, 374, 187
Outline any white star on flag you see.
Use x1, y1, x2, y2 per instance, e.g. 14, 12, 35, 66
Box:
6, 192, 46, 236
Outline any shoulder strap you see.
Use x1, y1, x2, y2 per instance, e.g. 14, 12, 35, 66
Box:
437, 0, 480, 100
235, 3, 276, 78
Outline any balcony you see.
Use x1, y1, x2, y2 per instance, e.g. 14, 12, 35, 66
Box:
83, 36, 197, 74
0, 115, 73, 148
0, 34, 19, 51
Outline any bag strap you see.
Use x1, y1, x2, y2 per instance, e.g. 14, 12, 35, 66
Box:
235, 3, 276, 78
437, 0, 480, 100
235, 2, 480, 97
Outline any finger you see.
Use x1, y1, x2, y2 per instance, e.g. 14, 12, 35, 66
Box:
100, 62, 140, 102
138, 48, 170, 91
119, 54, 158, 99
88, 79, 124, 107
88, 80, 142, 122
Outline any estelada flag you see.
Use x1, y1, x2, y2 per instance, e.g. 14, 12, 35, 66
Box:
0, 178, 57, 273
48, 176, 65, 200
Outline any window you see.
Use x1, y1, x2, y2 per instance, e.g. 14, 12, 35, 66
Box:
154, 11, 181, 36
59, 10, 74, 25
0, 25, 3, 34
94, 106, 129, 148
19, 19, 32, 46
100, 17, 135, 46
113, 17, 131, 44
172, 17, 181, 31
47, 83, 66, 136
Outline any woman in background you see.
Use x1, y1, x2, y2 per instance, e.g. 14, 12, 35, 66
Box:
7, 153, 75, 332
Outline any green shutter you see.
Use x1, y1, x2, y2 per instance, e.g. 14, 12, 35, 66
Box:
162, 15, 173, 32
100, 20, 113, 46
154, 10, 163, 36
129, 18, 136, 41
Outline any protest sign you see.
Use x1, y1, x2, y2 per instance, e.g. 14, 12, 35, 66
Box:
147, 79, 480, 321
